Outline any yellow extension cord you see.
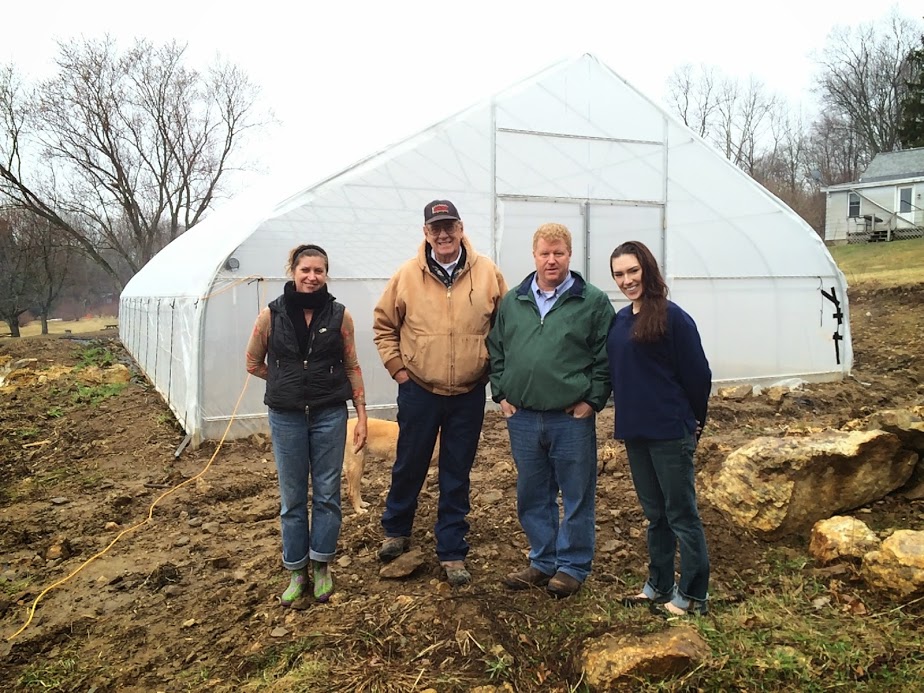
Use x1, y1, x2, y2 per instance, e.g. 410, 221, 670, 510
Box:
6, 274, 269, 642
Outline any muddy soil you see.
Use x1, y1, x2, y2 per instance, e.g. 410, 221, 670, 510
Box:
1, 284, 922, 691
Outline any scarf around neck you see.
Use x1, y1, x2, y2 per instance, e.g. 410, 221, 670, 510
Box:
283, 281, 331, 355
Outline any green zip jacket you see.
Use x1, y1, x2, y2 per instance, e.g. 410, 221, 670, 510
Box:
488, 271, 615, 412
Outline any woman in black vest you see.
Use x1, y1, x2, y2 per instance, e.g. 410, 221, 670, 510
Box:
246, 244, 368, 605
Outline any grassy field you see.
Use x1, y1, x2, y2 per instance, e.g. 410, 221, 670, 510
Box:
1, 316, 117, 339
829, 236, 924, 287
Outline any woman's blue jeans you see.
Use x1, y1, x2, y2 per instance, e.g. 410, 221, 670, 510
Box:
506, 409, 597, 582
268, 404, 347, 570
624, 434, 710, 609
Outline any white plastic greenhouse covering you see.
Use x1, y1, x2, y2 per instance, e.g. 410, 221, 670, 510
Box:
120, 53, 852, 445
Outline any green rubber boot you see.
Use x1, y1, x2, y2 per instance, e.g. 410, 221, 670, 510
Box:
280, 568, 307, 606
312, 560, 333, 603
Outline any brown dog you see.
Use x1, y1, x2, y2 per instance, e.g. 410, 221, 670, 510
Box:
343, 418, 440, 515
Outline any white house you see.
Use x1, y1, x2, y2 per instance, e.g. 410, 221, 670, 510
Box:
120, 54, 853, 445
823, 147, 924, 244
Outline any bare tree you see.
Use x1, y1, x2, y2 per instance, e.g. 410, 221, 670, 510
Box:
0, 209, 39, 337
898, 31, 924, 147
666, 64, 780, 174
805, 112, 867, 186
667, 63, 722, 138
714, 77, 780, 174
0, 37, 268, 287
24, 214, 75, 334
813, 12, 922, 160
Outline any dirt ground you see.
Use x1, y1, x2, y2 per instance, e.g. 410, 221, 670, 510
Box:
1, 284, 923, 691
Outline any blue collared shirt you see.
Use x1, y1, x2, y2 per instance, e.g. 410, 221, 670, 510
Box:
530, 272, 574, 319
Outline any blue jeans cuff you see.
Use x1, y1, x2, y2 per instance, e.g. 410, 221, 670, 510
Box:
282, 554, 310, 571
643, 581, 674, 603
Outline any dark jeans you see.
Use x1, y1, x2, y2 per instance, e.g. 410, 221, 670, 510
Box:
381, 379, 486, 562
624, 434, 710, 607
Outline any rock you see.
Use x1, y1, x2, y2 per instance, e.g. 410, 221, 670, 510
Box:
201, 522, 221, 534
379, 549, 425, 579
109, 494, 133, 509
866, 410, 924, 451
580, 626, 710, 688
186, 517, 203, 527
104, 522, 119, 531
336, 556, 352, 568
209, 556, 231, 570
45, 537, 72, 561
479, 489, 504, 505
862, 530, 924, 597
181, 618, 198, 628
718, 384, 752, 400
49, 497, 69, 505
174, 536, 191, 547
270, 627, 289, 638
600, 539, 621, 553
900, 477, 924, 501
766, 386, 789, 403
163, 585, 184, 597
809, 516, 880, 564
706, 431, 918, 538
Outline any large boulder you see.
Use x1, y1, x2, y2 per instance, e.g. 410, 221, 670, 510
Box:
705, 431, 918, 539
808, 516, 880, 564
579, 627, 710, 690
862, 530, 924, 597
867, 409, 924, 452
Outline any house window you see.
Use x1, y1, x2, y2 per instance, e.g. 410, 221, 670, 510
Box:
899, 187, 912, 214
847, 192, 860, 217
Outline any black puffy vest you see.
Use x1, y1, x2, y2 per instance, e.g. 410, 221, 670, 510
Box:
264, 295, 353, 410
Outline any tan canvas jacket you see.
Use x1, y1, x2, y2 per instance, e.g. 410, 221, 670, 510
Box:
373, 236, 508, 396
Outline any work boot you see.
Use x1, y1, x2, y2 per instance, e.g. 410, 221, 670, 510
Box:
441, 560, 472, 587
378, 536, 411, 562
502, 566, 553, 590
547, 571, 582, 599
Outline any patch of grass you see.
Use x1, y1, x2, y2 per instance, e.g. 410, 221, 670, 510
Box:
629, 550, 924, 692
46, 406, 64, 418
73, 344, 116, 369
829, 236, 924, 287
17, 657, 80, 690
484, 644, 515, 680
17, 426, 41, 439
70, 382, 127, 406
35, 466, 76, 487
0, 576, 32, 596
77, 471, 105, 489
242, 636, 331, 689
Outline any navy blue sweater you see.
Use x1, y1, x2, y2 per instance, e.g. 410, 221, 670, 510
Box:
606, 301, 711, 441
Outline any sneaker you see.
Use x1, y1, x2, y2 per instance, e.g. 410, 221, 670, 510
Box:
280, 568, 307, 607
441, 560, 471, 587
502, 566, 553, 590
546, 571, 582, 599
620, 591, 671, 607
312, 560, 334, 602
378, 536, 411, 563
664, 599, 709, 616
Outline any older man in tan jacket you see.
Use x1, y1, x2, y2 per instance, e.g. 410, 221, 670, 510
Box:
373, 199, 507, 586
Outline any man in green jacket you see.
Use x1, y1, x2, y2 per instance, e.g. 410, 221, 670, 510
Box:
487, 222, 614, 598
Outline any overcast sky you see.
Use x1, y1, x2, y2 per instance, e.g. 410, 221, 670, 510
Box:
2, 0, 919, 203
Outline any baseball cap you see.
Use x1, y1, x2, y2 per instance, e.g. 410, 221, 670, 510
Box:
424, 200, 460, 224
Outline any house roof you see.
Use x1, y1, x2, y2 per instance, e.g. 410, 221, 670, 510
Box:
861, 147, 924, 182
